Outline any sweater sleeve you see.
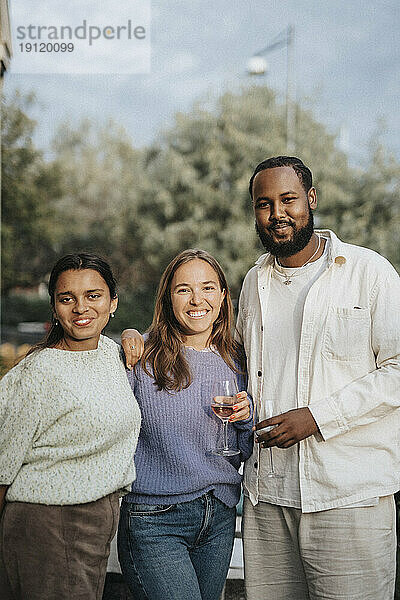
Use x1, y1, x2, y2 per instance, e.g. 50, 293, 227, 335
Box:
234, 368, 254, 427
235, 420, 254, 462
232, 363, 254, 460
0, 366, 41, 485
126, 366, 140, 395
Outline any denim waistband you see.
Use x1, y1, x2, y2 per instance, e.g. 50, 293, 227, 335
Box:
123, 486, 217, 507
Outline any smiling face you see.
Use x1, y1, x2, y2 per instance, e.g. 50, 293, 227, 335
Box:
53, 268, 118, 351
170, 259, 226, 349
252, 166, 317, 259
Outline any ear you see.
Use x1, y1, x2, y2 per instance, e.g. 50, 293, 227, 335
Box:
308, 187, 317, 210
110, 295, 119, 315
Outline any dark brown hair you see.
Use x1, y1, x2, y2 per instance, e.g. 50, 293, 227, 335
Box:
141, 249, 243, 391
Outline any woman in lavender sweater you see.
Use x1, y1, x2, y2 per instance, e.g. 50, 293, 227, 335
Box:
118, 249, 253, 600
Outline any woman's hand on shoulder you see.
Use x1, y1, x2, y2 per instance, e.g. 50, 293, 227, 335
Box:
229, 391, 251, 422
121, 329, 145, 370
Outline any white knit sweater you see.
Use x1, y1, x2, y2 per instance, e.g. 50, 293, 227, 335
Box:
0, 335, 141, 505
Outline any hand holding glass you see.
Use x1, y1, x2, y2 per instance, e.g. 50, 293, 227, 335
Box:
211, 380, 240, 457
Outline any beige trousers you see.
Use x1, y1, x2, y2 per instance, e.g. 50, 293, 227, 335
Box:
0, 492, 120, 600
242, 495, 396, 600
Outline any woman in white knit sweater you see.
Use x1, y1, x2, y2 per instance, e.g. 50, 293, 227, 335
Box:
0, 253, 141, 600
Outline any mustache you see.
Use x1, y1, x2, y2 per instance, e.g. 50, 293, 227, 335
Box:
269, 220, 294, 228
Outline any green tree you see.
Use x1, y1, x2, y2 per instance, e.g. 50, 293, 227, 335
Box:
1, 92, 62, 294
51, 119, 156, 328
4, 86, 399, 336
338, 143, 399, 270
48, 85, 399, 331
128, 86, 356, 301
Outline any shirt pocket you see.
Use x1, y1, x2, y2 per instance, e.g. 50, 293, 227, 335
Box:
322, 306, 370, 362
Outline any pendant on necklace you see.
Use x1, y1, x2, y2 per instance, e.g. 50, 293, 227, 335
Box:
283, 279, 292, 285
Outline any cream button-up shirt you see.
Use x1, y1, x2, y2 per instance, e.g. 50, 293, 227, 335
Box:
236, 230, 400, 513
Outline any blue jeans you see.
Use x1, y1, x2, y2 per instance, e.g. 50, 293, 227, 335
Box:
117, 492, 236, 600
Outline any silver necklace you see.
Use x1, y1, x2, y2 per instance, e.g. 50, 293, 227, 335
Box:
275, 235, 321, 286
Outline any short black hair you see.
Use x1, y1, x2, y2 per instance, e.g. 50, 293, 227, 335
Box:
249, 156, 313, 199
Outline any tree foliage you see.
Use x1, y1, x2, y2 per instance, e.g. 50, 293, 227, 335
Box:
122, 86, 358, 300
1, 92, 62, 294
2, 86, 399, 331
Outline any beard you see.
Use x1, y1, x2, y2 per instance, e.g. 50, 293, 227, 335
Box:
255, 209, 314, 258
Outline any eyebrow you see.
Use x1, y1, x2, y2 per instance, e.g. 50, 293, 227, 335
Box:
173, 280, 218, 289
56, 288, 105, 297
255, 190, 298, 202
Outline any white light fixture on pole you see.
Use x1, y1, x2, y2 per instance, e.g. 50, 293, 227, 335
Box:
247, 25, 295, 153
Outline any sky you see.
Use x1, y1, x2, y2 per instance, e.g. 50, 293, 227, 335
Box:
5, 0, 400, 167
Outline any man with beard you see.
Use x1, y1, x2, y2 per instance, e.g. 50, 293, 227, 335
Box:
236, 156, 400, 600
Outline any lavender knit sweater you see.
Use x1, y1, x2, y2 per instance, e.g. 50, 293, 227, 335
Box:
124, 347, 253, 508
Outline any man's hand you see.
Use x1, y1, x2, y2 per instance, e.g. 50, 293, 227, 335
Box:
121, 329, 145, 370
254, 407, 319, 448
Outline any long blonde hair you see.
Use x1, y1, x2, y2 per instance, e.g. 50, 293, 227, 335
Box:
141, 249, 243, 391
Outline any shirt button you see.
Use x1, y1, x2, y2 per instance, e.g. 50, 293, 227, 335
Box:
257, 370, 262, 377
254, 462, 258, 469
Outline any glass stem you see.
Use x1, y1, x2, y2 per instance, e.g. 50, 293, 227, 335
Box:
269, 448, 275, 473
223, 421, 229, 450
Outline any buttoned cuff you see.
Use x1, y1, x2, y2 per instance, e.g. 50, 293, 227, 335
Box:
308, 398, 346, 441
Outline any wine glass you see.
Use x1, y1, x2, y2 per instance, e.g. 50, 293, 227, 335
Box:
211, 379, 240, 457
255, 399, 284, 478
